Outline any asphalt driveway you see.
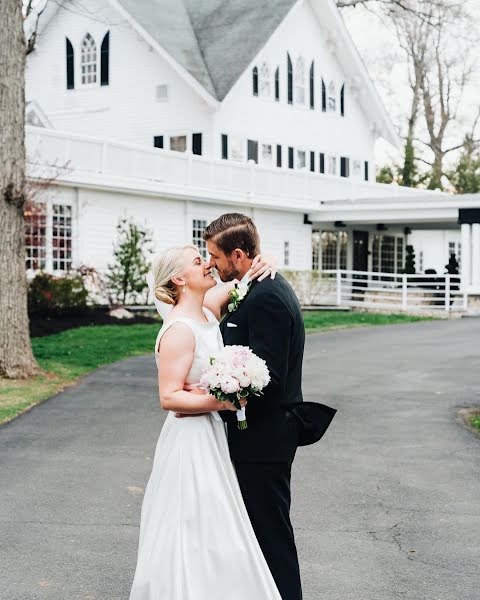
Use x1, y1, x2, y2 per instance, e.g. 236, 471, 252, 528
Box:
1, 318, 479, 600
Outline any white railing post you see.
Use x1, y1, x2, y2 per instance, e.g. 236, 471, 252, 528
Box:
402, 273, 407, 310
336, 270, 342, 306
444, 273, 450, 312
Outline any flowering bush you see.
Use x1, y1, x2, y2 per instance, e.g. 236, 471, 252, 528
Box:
200, 345, 270, 429
28, 272, 90, 315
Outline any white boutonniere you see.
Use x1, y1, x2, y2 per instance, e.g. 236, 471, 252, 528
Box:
227, 280, 251, 313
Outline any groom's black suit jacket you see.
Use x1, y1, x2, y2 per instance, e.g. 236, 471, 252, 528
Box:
219, 273, 305, 463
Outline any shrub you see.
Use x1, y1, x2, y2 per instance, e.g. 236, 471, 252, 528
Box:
106, 217, 153, 305
28, 272, 90, 315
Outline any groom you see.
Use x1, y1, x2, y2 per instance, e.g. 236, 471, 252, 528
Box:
204, 213, 304, 600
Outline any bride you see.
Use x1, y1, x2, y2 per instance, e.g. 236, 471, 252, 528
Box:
129, 245, 282, 600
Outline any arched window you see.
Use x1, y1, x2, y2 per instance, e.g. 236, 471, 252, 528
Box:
321, 78, 327, 112
309, 60, 315, 109
328, 80, 336, 112
287, 53, 293, 105
65, 37, 74, 90
275, 67, 280, 101
81, 33, 97, 85
295, 56, 305, 105
100, 31, 110, 86
340, 83, 345, 116
259, 62, 270, 97
252, 66, 259, 96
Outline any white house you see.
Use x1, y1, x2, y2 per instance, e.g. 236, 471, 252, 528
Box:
24, 0, 480, 304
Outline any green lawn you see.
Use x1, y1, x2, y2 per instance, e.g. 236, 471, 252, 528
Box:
0, 311, 432, 425
303, 310, 432, 332
471, 413, 480, 432
0, 324, 159, 425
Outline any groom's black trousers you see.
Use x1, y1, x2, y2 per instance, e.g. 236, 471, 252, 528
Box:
234, 460, 303, 600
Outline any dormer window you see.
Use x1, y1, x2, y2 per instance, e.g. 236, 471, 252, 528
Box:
295, 56, 305, 105
321, 79, 327, 112
252, 66, 259, 96
81, 33, 97, 85
328, 81, 336, 111
259, 62, 270, 97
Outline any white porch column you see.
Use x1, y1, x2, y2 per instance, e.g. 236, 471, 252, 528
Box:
461, 223, 472, 290
471, 223, 480, 289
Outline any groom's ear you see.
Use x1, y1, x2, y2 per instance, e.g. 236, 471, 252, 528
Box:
232, 248, 246, 261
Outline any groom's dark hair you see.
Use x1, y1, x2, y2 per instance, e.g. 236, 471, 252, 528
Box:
204, 213, 260, 257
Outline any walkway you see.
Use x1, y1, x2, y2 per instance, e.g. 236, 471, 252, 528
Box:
1, 319, 479, 599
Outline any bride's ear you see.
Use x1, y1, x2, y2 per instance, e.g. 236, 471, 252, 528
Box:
171, 275, 185, 287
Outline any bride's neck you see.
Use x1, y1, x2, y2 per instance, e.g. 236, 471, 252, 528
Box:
173, 289, 207, 320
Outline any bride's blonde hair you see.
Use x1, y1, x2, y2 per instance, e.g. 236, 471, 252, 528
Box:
151, 245, 198, 305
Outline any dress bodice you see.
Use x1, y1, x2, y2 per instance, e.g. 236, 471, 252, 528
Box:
154, 307, 224, 385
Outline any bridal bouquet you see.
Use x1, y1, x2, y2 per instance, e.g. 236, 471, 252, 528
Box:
200, 345, 270, 430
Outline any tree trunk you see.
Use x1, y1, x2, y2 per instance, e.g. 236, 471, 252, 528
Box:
0, 0, 39, 378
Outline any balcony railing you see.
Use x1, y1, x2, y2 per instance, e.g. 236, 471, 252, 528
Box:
26, 126, 436, 210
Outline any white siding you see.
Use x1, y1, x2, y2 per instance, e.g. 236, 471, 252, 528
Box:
26, 0, 213, 152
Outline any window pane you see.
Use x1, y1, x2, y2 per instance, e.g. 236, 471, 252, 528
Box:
192, 219, 207, 260
321, 231, 338, 270
170, 136, 187, 152
52, 204, 73, 271
24, 202, 47, 270
297, 150, 306, 169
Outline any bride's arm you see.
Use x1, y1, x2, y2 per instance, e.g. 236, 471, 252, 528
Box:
158, 323, 222, 413
158, 323, 241, 414
203, 252, 278, 320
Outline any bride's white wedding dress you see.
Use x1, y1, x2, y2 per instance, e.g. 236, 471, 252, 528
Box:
129, 307, 281, 600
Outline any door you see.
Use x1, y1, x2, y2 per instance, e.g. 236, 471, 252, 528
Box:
352, 230, 369, 299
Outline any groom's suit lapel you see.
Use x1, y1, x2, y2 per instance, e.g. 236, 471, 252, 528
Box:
220, 277, 259, 336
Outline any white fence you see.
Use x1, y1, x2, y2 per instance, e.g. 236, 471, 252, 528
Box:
325, 269, 468, 313
282, 269, 468, 313
25, 126, 437, 209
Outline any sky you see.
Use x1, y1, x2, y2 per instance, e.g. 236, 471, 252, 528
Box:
341, 2, 480, 169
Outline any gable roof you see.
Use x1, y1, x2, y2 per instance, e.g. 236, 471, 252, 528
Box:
183, 0, 297, 101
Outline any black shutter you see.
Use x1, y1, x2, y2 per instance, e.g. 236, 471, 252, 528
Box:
309, 61, 315, 109
66, 37, 74, 90
153, 136, 164, 149
310, 151, 315, 172
287, 53, 293, 105
340, 84, 345, 116
247, 140, 258, 163
288, 147, 294, 169
275, 67, 280, 101
252, 67, 258, 96
221, 134, 228, 159
319, 153, 325, 174
276, 145, 282, 167
192, 133, 202, 156
100, 31, 110, 86
340, 157, 350, 177
321, 79, 326, 112
364, 160, 369, 181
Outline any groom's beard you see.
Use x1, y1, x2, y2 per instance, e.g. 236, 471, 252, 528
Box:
216, 260, 240, 282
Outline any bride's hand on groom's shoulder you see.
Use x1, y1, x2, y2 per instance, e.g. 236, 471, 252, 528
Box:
249, 253, 277, 282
